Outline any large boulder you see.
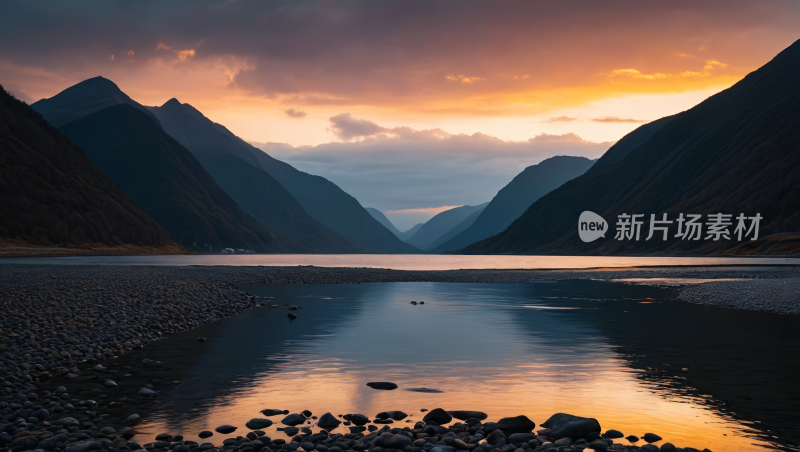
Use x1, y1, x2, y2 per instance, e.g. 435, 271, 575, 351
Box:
496, 415, 535, 434
282, 413, 307, 426
448, 410, 488, 421
246, 419, 273, 430
541, 413, 601, 440
486, 429, 507, 446
374, 433, 412, 449
317, 412, 341, 430
349, 414, 370, 426
422, 408, 452, 425
376, 411, 408, 421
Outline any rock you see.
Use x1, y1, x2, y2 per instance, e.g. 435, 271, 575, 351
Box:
288, 313, 297, 320
423, 408, 452, 425
215, 425, 237, 434
99, 427, 116, 435
246, 418, 274, 429
553, 439, 572, 447
198, 431, 214, 439
124, 414, 140, 422
430, 446, 455, 452
55, 386, 67, 393
447, 411, 488, 421
659, 443, 677, 451
486, 429, 506, 445
496, 415, 535, 434
317, 412, 342, 429
156, 434, 173, 442
198, 337, 207, 342
103, 380, 117, 388
588, 440, 608, 451
626, 435, 639, 442
640, 445, 659, 452
376, 411, 408, 420
603, 430, 623, 439
366, 382, 398, 390
302, 410, 313, 417
262, 409, 288, 416
92, 364, 106, 372
282, 414, 307, 426
643, 433, 662, 443
539, 442, 554, 451
284, 427, 300, 436
540, 413, 600, 439
138, 388, 156, 396
375, 433, 413, 449
57, 417, 81, 427
507, 433, 537, 443
64, 441, 102, 452
349, 414, 370, 426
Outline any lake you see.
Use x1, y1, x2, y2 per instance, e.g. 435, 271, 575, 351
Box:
2, 254, 799, 270
119, 281, 799, 452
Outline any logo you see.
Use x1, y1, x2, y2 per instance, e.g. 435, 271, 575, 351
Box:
578, 211, 608, 242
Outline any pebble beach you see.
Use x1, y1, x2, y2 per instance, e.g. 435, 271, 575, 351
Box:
1, 263, 798, 452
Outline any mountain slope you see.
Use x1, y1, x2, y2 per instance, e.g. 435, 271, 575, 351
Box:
398, 224, 423, 242
426, 208, 483, 250
466, 39, 800, 255
432, 156, 595, 252
148, 99, 368, 253
0, 86, 175, 249
143, 99, 418, 253
59, 104, 297, 253
405, 203, 488, 250
31, 76, 158, 127
366, 208, 402, 237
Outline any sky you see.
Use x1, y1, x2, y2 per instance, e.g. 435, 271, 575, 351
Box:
2, 0, 798, 230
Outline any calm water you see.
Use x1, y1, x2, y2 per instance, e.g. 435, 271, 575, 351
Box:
3, 254, 800, 269
125, 281, 799, 452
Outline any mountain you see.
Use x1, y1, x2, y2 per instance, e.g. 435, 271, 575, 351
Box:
0, 85, 175, 249
405, 203, 488, 250
398, 223, 423, 241
148, 99, 368, 253
432, 156, 595, 252
30, 76, 158, 127
465, 39, 800, 255
57, 103, 297, 252
143, 101, 419, 253
366, 207, 402, 237
426, 208, 482, 250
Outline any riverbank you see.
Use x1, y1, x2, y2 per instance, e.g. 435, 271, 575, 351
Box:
1, 264, 797, 452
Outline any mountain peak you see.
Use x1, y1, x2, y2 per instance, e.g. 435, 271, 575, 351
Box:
162, 98, 183, 108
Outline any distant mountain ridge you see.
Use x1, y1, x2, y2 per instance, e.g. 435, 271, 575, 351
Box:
0, 85, 175, 249
405, 203, 488, 250
398, 223, 424, 241
148, 99, 369, 253
432, 156, 595, 252
366, 208, 402, 237
57, 103, 294, 252
465, 38, 800, 255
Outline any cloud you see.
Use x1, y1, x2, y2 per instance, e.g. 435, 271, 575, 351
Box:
109, 55, 114, 60
609, 60, 730, 80
252, 114, 612, 216
591, 117, 648, 123
127, 50, 134, 57
445, 74, 486, 84
327, 113, 390, 140
284, 108, 307, 118
176, 49, 196, 62
543, 116, 579, 123
155, 42, 170, 51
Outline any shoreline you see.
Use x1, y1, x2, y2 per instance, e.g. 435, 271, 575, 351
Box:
1, 264, 797, 452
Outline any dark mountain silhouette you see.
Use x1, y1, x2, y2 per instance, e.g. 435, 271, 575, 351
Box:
148, 99, 368, 253
31, 76, 158, 127
399, 224, 423, 241
58, 104, 298, 253
405, 203, 488, 250
366, 207, 402, 237
465, 39, 800, 255
143, 104, 419, 253
426, 208, 482, 250
139, 99, 418, 253
0, 86, 175, 249
432, 156, 595, 252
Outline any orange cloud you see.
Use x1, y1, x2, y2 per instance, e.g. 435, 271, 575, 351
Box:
591, 117, 648, 123
108, 55, 114, 60
176, 49, 196, 62
543, 116, 578, 123
514, 75, 530, 80
155, 42, 170, 50
127, 50, 134, 57
445, 74, 486, 84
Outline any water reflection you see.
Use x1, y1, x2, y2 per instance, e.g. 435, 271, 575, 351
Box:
131, 282, 800, 452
